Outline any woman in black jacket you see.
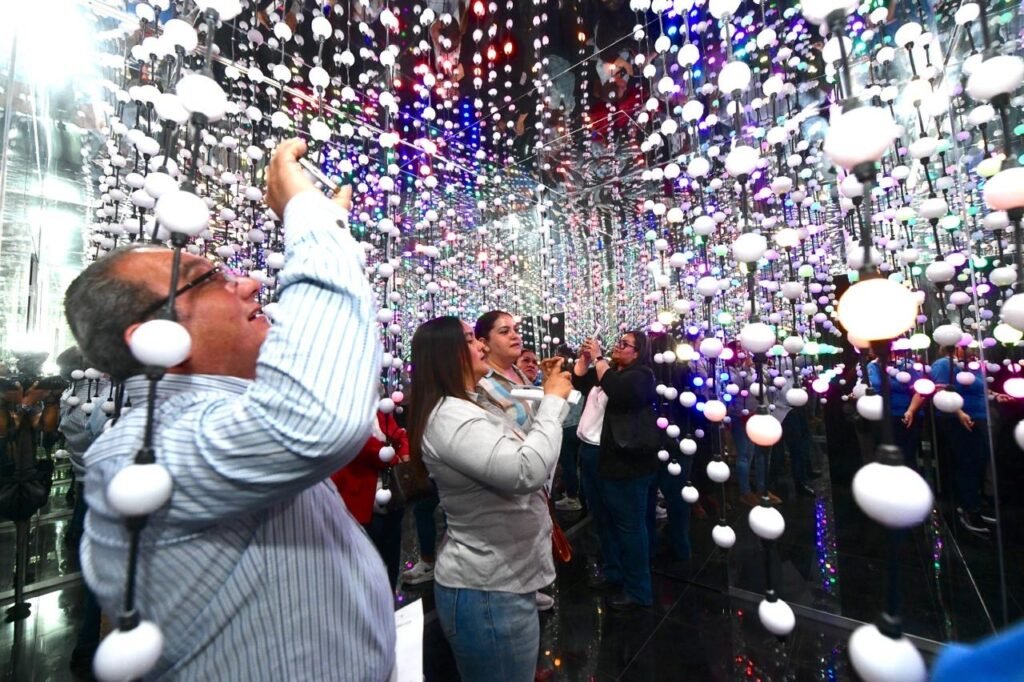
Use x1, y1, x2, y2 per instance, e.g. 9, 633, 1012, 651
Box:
576, 330, 659, 610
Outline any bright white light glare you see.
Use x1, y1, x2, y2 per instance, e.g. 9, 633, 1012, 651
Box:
3, 0, 98, 88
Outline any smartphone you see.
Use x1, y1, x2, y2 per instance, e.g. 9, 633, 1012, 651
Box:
298, 157, 339, 193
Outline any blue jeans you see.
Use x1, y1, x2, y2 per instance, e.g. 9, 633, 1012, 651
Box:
891, 416, 922, 469
579, 442, 603, 525
559, 426, 581, 498
599, 474, 656, 605
434, 584, 539, 682
949, 419, 989, 513
732, 420, 767, 495
777, 409, 812, 485
648, 463, 692, 561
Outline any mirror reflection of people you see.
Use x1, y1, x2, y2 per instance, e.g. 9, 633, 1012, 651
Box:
516, 348, 541, 386
930, 346, 1002, 536
406, 316, 571, 682
62, 139, 395, 679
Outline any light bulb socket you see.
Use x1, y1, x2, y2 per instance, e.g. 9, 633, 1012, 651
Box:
876, 611, 904, 639
874, 443, 904, 467
118, 609, 141, 631
852, 160, 877, 185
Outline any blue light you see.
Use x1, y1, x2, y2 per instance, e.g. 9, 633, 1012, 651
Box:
693, 377, 704, 387
723, 394, 733, 402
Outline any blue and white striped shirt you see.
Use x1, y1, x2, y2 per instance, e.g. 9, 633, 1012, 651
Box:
80, 191, 394, 680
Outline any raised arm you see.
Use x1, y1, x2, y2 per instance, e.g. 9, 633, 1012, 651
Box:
166, 141, 381, 521
426, 397, 565, 494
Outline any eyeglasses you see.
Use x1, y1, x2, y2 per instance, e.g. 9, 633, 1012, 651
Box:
615, 339, 637, 351
138, 266, 225, 321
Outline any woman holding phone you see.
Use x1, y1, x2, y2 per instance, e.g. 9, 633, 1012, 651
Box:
406, 316, 572, 682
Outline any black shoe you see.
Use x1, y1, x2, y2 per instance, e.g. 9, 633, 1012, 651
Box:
959, 510, 990, 534
796, 484, 816, 498
979, 507, 997, 525
588, 575, 620, 591
606, 593, 648, 612
808, 468, 823, 480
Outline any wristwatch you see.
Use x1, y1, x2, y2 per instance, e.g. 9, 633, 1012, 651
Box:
596, 356, 607, 363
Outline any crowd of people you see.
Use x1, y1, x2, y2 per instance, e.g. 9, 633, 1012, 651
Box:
22, 138, 1018, 681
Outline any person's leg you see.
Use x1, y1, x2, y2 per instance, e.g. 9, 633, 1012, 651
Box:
580, 444, 618, 582
784, 411, 809, 485
559, 427, 581, 499
434, 584, 539, 682
413, 493, 439, 561
891, 415, 922, 469
70, 583, 102, 673
600, 474, 655, 605
646, 476, 657, 558
657, 465, 691, 560
959, 422, 989, 513
951, 422, 982, 513
366, 508, 404, 591
578, 443, 600, 512
732, 421, 753, 495
753, 444, 769, 494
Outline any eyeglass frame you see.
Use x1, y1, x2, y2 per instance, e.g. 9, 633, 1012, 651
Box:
615, 338, 637, 351
137, 266, 225, 322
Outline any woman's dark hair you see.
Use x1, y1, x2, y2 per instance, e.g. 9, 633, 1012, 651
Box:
474, 309, 511, 341
407, 317, 474, 459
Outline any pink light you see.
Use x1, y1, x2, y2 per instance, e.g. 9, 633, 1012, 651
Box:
1005, 377, 1024, 399
720, 347, 735, 361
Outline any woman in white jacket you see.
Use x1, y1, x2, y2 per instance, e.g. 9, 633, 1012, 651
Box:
405, 316, 571, 682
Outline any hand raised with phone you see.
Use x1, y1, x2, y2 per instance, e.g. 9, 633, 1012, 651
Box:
540, 358, 572, 399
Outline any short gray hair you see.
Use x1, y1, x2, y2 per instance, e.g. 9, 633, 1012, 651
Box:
64, 244, 167, 380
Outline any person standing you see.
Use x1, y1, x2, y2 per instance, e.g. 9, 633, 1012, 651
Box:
407, 316, 571, 682
62, 139, 395, 680
578, 331, 659, 610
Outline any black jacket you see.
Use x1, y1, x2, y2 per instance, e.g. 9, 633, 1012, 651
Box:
575, 363, 659, 480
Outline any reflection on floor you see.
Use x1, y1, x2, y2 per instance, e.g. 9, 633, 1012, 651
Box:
4, 440, 1017, 681
726, 429, 1004, 644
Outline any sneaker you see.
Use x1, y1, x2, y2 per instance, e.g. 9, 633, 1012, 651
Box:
655, 503, 668, 520
766, 491, 783, 505
535, 592, 554, 611
401, 560, 435, 585
979, 507, 997, 525
959, 510, 990, 534
554, 496, 582, 511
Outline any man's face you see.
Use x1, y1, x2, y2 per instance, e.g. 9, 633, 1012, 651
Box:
120, 250, 269, 379
516, 350, 540, 383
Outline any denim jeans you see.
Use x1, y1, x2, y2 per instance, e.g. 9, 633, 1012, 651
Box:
599, 474, 656, 605
647, 463, 692, 561
777, 409, 812, 486
559, 426, 581, 498
950, 419, 989, 513
434, 583, 539, 682
891, 416, 922, 469
365, 507, 404, 591
732, 420, 766, 495
579, 442, 603, 529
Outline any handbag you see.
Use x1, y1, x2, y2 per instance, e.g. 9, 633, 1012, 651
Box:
546, 491, 572, 563
0, 459, 54, 523
391, 456, 435, 504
